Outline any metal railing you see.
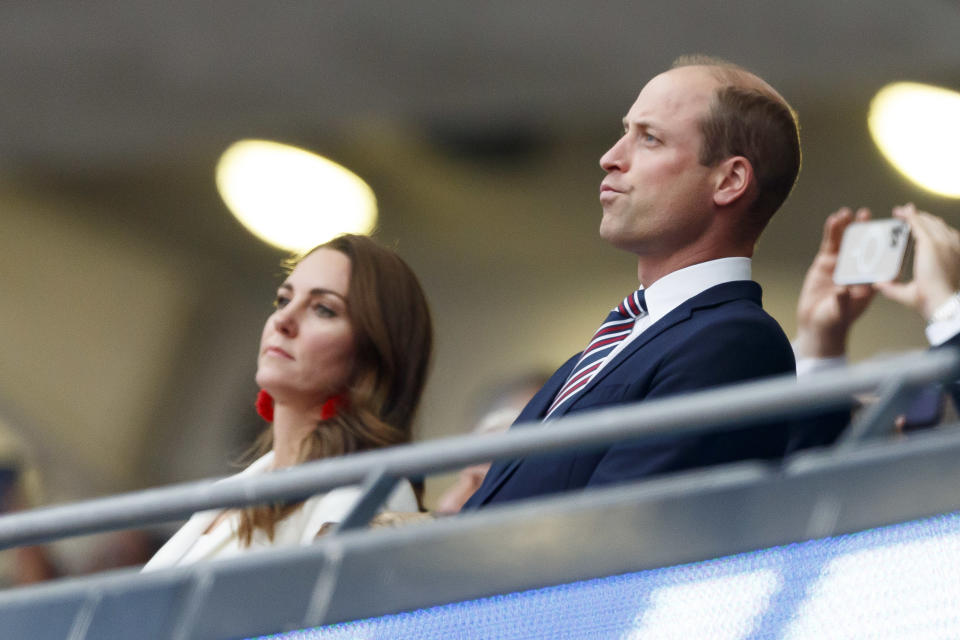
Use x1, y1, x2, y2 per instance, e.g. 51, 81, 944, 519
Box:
0, 347, 956, 550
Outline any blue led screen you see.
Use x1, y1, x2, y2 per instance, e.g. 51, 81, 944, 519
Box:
253, 511, 960, 639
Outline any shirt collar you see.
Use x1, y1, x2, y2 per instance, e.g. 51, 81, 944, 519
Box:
641, 257, 752, 324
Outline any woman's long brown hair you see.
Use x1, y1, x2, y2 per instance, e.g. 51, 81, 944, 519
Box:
237, 234, 433, 544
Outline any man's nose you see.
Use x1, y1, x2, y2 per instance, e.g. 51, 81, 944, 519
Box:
600, 136, 627, 172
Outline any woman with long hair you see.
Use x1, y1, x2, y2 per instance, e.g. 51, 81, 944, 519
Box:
144, 234, 432, 569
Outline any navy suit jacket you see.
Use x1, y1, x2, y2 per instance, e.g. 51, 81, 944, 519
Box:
464, 280, 797, 508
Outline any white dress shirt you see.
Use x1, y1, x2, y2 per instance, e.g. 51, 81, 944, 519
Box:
596, 257, 753, 377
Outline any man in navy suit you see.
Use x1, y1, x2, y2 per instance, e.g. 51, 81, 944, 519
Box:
465, 56, 802, 507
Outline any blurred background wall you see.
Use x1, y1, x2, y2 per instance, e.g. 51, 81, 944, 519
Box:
0, 1, 957, 531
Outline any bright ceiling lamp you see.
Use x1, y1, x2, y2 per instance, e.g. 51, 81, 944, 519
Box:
216, 139, 377, 251
868, 82, 960, 198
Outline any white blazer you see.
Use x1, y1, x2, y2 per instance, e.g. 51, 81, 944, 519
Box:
142, 452, 418, 571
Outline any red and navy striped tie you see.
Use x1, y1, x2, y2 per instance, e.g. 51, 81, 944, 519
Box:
544, 289, 647, 419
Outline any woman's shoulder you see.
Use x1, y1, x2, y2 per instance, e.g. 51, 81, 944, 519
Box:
301, 477, 418, 518
294, 477, 419, 542
384, 478, 419, 511
238, 451, 275, 476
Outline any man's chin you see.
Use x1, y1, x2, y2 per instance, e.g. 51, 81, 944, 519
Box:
600, 228, 648, 258
599, 220, 630, 249
598, 214, 618, 242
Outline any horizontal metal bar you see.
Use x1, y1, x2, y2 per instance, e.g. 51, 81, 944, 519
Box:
332, 468, 397, 533
8, 425, 960, 636
837, 377, 913, 447
0, 347, 955, 549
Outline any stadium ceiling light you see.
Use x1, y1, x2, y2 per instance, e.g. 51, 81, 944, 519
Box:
868, 82, 960, 199
216, 139, 378, 251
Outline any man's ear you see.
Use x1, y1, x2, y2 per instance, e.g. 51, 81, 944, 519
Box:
712, 156, 754, 208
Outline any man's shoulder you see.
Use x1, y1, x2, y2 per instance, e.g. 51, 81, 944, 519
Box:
675, 280, 785, 337
686, 279, 763, 309
658, 280, 794, 369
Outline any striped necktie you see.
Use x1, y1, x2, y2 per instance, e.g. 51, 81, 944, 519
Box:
544, 289, 647, 419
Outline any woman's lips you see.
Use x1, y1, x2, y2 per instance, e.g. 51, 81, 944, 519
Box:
265, 346, 294, 360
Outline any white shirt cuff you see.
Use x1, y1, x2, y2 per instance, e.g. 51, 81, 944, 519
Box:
795, 355, 847, 377
925, 317, 960, 346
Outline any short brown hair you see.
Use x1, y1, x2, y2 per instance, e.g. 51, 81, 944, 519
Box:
673, 55, 801, 231
239, 234, 433, 543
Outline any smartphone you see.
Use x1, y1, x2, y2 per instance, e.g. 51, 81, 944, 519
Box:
899, 384, 945, 432
833, 218, 910, 285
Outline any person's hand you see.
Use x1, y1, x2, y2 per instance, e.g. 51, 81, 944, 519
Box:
314, 511, 436, 538
435, 463, 490, 514
794, 207, 876, 358
368, 511, 436, 528
875, 204, 960, 321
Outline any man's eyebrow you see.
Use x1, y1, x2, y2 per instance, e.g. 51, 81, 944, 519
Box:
622, 118, 655, 131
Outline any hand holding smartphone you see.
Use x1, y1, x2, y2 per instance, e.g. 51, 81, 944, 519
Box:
833, 218, 910, 285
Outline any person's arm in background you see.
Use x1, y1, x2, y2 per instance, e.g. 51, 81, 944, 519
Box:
793, 207, 876, 369
875, 204, 960, 344
3, 480, 60, 584
876, 204, 960, 429
787, 207, 877, 451
795, 203, 960, 435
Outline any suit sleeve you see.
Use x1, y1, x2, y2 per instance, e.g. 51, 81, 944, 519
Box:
586, 317, 795, 487
791, 330, 960, 448
899, 333, 960, 432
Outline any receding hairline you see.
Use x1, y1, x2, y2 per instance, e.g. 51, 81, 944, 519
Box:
670, 54, 790, 109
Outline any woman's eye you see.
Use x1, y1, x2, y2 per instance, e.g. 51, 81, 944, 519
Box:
313, 304, 335, 318
273, 295, 290, 309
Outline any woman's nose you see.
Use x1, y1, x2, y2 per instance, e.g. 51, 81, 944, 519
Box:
273, 306, 298, 336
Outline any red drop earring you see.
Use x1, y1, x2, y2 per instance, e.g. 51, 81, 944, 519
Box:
320, 394, 346, 421
255, 389, 274, 422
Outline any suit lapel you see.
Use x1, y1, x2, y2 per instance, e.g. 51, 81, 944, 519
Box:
554, 281, 761, 418
515, 368, 568, 424
469, 357, 576, 505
